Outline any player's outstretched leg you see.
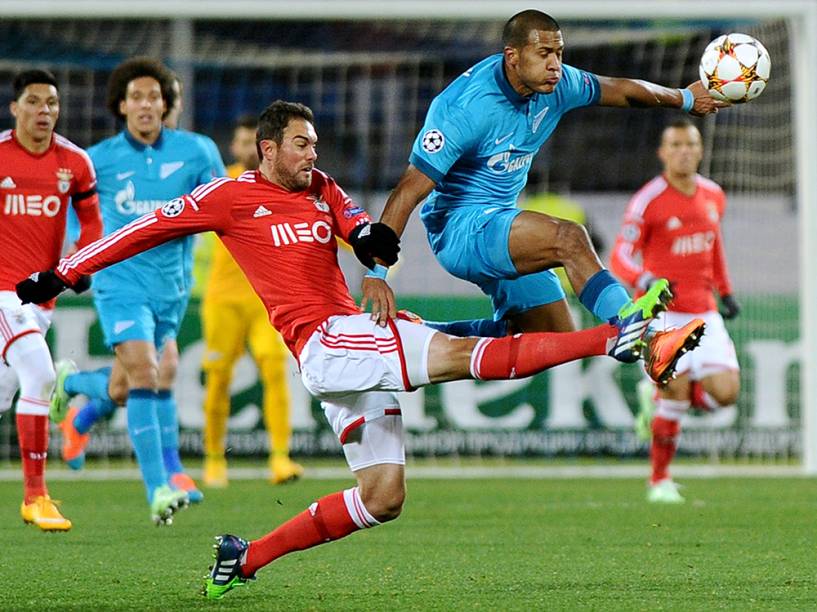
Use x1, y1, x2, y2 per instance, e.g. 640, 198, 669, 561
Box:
50, 359, 77, 424
203, 534, 254, 600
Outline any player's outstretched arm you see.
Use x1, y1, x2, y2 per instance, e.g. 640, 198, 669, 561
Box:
380, 165, 436, 238
596, 76, 728, 117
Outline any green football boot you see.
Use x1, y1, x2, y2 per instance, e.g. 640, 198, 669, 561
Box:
202, 534, 254, 599
50, 359, 77, 424
608, 278, 673, 363
634, 378, 656, 441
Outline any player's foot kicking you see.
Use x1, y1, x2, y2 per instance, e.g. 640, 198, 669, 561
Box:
647, 478, 685, 504
203, 455, 228, 488
21, 495, 72, 531
60, 405, 89, 470
170, 472, 204, 504
150, 484, 189, 526
269, 455, 304, 485
203, 534, 254, 599
634, 378, 656, 441
644, 319, 706, 386
50, 359, 77, 424
608, 278, 673, 363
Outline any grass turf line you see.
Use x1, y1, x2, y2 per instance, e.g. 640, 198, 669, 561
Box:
1, 477, 814, 610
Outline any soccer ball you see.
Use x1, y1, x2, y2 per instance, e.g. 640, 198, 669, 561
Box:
699, 33, 771, 103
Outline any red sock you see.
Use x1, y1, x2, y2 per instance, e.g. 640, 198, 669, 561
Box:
471, 325, 616, 380
16, 413, 49, 503
650, 416, 680, 484
243, 490, 362, 576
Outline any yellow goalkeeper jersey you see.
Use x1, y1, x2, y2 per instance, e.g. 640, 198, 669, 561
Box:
196, 162, 260, 304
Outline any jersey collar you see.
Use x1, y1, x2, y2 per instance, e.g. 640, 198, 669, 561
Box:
493, 55, 530, 108
11, 130, 56, 158
123, 127, 165, 151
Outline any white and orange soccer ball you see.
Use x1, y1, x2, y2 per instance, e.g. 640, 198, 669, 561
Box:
699, 33, 771, 103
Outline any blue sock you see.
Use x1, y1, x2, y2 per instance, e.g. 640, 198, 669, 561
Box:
126, 389, 167, 501
578, 270, 632, 322
156, 390, 185, 475
423, 318, 508, 338
73, 397, 117, 434
64, 366, 112, 400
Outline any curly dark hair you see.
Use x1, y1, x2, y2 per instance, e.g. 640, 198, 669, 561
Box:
105, 57, 176, 121
256, 100, 314, 159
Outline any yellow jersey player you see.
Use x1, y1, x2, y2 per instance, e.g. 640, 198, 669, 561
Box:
197, 115, 303, 486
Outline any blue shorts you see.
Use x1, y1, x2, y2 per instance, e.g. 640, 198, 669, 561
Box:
94, 292, 181, 350
425, 206, 565, 320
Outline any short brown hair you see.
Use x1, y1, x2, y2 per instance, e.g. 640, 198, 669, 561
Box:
256, 100, 314, 158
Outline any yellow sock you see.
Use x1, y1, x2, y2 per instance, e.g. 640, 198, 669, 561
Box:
203, 368, 232, 458
259, 357, 291, 456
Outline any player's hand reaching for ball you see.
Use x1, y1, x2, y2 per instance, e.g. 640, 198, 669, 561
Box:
685, 81, 731, 117
360, 275, 397, 327
16, 270, 69, 304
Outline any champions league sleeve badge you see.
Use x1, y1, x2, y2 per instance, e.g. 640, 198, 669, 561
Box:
161, 198, 186, 218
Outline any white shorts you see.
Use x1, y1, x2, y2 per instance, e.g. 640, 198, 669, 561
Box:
0, 291, 51, 362
650, 310, 739, 380
299, 313, 437, 471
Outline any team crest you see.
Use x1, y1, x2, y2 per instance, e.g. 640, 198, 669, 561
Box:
707, 202, 720, 222
56, 168, 73, 194
308, 195, 330, 212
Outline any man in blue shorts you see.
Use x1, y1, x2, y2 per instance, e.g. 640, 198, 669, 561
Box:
362, 10, 726, 348
52, 57, 219, 524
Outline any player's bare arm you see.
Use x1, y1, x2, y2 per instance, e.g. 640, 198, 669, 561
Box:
596, 76, 728, 117
379, 164, 436, 237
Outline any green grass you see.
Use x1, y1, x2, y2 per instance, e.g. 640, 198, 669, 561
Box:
2, 476, 815, 611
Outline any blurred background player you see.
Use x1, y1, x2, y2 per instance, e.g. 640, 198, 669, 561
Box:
50, 57, 220, 524
609, 119, 740, 503
0, 69, 102, 530
193, 114, 303, 487
365, 10, 725, 348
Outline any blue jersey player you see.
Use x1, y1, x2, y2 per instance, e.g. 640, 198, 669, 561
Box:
51, 58, 219, 524
361, 10, 725, 361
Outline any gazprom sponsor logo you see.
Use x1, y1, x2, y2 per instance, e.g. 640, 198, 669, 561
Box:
486, 151, 534, 174
114, 180, 167, 215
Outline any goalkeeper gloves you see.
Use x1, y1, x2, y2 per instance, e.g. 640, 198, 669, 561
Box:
719, 294, 741, 320
16, 270, 70, 304
348, 222, 400, 270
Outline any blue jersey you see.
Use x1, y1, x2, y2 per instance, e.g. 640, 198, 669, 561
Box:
411, 54, 600, 238
89, 128, 217, 300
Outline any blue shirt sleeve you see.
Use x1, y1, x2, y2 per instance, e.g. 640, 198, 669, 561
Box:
555, 64, 601, 112
200, 134, 227, 178
409, 101, 477, 184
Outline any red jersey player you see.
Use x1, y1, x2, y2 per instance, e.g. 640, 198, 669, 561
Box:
17, 100, 703, 598
0, 69, 102, 530
610, 119, 740, 504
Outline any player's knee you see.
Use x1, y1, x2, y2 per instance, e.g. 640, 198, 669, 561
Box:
360, 481, 406, 523
554, 220, 593, 261
126, 361, 159, 390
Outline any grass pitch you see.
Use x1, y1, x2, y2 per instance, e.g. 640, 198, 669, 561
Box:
1, 474, 815, 610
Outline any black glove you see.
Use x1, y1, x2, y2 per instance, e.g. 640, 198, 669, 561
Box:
719, 294, 741, 320
15, 270, 68, 304
348, 222, 400, 270
71, 275, 92, 295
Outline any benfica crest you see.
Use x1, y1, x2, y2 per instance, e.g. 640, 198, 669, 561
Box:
56, 168, 73, 194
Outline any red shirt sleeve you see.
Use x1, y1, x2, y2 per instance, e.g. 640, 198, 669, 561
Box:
712, 194, 733, 296
321, 173, 371, 240
57, 178, 235, 284
609, 195, 649, 288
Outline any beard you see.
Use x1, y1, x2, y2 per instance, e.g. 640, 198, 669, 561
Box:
275, 159, 312, 191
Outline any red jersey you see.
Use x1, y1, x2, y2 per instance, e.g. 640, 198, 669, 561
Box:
58, 169, 370, 357
0, 129, 102, 307
609, 174, 732, 314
